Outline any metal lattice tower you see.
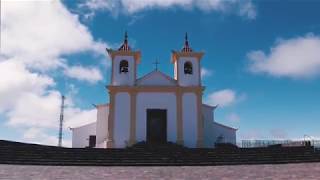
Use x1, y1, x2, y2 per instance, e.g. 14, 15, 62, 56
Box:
58, 95, 65, 147
0, 0, 2, 52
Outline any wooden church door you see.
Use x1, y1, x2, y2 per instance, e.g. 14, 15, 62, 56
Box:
146, 109, 167, 143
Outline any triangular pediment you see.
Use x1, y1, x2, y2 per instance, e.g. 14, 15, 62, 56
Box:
136, 70, 177, 86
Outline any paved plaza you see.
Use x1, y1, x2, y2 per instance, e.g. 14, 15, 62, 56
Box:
1, 163, 320, 180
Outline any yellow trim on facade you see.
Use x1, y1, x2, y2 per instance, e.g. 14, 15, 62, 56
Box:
134, 61, 137, 84
107, 85, 204, 93
107, 85, 204, 147
111, 57, 115, 85
176, 89, 183, 145
129, 91, 137, 146
107, 49, 141, 64
106, 42, 207, 148
198, 59, 202, 86
196, 91, 204, 147
176, 61, 180, 82
171, 51, 204, 64
106, 91, 115, 148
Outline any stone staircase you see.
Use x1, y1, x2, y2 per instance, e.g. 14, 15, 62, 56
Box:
0, 140, 320, 166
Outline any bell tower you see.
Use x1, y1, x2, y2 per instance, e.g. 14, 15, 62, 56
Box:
172, 33, 204, 86
107, 32, 141, 86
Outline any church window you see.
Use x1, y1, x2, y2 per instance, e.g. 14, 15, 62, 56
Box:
119, 60, 129, 73
184, 61, 193, 74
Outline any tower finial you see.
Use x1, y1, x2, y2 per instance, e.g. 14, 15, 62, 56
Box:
185, 32, 188, 42
118, 31, 131, 51
124, 31, 128, 43
184, 32, 189, 47
182, 32, 192, 52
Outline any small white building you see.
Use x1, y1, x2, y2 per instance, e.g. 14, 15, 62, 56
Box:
71, 33, 237, 148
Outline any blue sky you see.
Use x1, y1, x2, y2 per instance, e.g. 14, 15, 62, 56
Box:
1, 0, 320, 146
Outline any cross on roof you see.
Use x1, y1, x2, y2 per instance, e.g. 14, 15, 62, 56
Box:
153, 59, 160, 71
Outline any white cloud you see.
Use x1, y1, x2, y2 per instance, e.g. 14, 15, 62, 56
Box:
0, 60, 55, 112
227, 112, 240, 123
201, 67, 213, 78
80, 0, 115, 11
1, 62, 96, 130
2, 0, 107, 70
1, 66, 97, 143
78, 0, 120, 19
206, 89, 242, 107
23, 127, 71, 147
64, 66, 103, 84
247, 34, 320, 79
121, 0, 192, 13
0, 0, 104, 146
79, 0, 256, 19
6, 90, 61, 128
239, 0, 256, 19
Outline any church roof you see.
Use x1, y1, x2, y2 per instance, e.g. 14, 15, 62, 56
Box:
93, 103, 109, 108
202, 104, 217, 110
70, 121, 96, 130
118, 31, 131, 51
181, 32, 193, 52
213, 121, 238, 131
136, 70, 177, 86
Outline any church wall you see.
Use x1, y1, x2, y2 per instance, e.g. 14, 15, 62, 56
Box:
212, 122, 237, 145
202, 105, 215, 148
96, 104, 109, 147
136, 92, 177, 143
202, 105, 237, 147
72, 122, 96, 148
182, 92, 198, 147
112, 56, 135, 86
177, 57, 200, 86
114, 92, 131, 148
202, 105, 214, 124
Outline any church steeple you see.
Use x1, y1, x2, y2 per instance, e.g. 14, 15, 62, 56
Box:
181, 32, 193, 52
107, 32, 141, 86
172, 33, 204, 86
118, 31, 131, 51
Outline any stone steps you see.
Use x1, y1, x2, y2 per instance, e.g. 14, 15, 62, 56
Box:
1, 140, 320, 166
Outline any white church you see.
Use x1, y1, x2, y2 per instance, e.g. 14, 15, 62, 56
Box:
71, 33, 237, 148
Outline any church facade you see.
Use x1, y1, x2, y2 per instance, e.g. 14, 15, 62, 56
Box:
71, 33, 237, 148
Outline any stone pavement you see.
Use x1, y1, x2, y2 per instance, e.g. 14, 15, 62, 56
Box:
1, 163, 320, 180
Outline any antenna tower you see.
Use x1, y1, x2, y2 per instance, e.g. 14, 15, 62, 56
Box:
58, 95, 65, 147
